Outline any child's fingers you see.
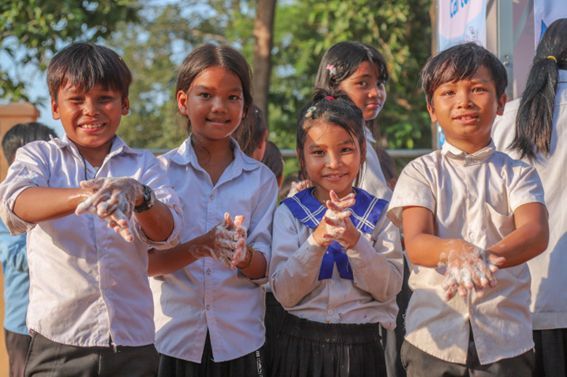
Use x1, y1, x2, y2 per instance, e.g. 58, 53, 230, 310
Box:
233, 215, 245, 228
223, 212, 234, 229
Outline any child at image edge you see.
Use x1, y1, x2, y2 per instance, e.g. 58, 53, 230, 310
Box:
148, 44, 278, 377
270, 91, 403, 377
0, 43, 181, 376
388, 42, 549, 376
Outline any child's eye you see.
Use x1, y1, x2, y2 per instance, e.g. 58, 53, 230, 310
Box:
98, 96, 115, 103
198, 92, 211, 99
472, 87, 488, 93
341, 147, 354, 154
357, 81, 368, 88
228, 94, 242, 101
440, 90, 455, 97
311, 150, 324, 157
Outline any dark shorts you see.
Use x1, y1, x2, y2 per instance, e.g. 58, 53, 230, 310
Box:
401, 339, 534, 377
4, 328, 32, 377
24, 332, 158, 377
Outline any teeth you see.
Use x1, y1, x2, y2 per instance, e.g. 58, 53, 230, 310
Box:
81, 124, 103, 129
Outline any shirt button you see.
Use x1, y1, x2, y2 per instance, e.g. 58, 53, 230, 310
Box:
206, 305, 210, 310
206, 269, 212, 275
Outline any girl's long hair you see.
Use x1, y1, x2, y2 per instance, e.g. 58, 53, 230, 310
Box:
511, 19, 567, 159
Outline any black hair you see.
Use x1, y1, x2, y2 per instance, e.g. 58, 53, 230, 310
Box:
2, 122, 57, 164
234, 104, 268, 157
421, 42, 508, 105
47, 42, 132, 100
296, 89, 366, 180
511, 18, 567, 159
261, 140, 284, 180
314, 41, 389, 93
176, 44, 253, 133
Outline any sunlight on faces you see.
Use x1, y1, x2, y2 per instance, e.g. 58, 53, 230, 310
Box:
51, 82, 128, 162
177, 66, 245, 143
302, 121, 363, 202
338, 61, 387, 121
427, 65, 506, 153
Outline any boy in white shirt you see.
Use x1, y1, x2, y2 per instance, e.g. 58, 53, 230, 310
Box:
0, 42, 181, 377
388, 43, 549, 376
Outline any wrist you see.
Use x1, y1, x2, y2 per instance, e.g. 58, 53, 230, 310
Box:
237, 245, 254, 270
134, 184, 155, 213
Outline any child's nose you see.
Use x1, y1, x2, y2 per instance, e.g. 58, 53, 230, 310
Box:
327, 153, 341, 168
456, 91, 473, 108
82, 99, 98, 115
211, 97, 227, 112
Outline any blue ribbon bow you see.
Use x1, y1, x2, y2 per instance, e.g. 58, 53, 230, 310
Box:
282, 188, 387, 281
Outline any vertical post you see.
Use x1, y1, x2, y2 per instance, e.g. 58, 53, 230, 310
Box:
497, 0, 514, 99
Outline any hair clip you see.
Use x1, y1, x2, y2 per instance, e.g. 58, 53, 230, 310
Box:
547, 55, 557, 63
305, 105, 317, 119
326, 64, 337, 77
325, 95, 335, 101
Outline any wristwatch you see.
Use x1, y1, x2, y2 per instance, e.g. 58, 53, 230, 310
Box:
134, 184, 156, 213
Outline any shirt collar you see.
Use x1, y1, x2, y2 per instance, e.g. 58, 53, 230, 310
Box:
364, 126, 376, 144
168, 136, 259, 173
441, 140, 495, 161
53, 134, 140, 159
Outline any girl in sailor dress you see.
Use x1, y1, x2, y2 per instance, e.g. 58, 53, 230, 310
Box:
269, 91, 403, 377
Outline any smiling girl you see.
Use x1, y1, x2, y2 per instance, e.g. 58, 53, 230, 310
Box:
148, 44, 278, 377
269, 91, 403, 377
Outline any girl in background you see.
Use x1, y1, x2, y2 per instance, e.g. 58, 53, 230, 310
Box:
269, 91, 403, 377
492, 18, 567, 377
148, 44, 278, 377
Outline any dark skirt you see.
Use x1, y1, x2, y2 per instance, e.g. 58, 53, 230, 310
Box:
157, 332, 265, 377
270, 311, 387, 377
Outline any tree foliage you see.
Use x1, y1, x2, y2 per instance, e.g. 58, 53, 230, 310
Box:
0, 0, 140, 102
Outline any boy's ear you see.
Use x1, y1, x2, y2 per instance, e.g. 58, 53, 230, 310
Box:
426, 102, 438, 123
496, 93, 507, 116
177, 90, 188, 115
51, 98, 61, 120
121, 98, 130, 115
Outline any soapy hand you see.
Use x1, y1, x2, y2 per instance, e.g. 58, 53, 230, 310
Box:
75, 177, 145, 242
207, 212, 247, 268
287, 179, 312, 197
440, 240, 503, 300
313, 191, 359, 249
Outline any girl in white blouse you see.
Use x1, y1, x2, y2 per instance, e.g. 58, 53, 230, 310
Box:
269, 91, 403, 377
148, 44, 278, 377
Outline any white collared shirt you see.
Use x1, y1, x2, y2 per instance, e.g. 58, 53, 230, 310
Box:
0, 135, 181, 347
359, 126, 392, 200
388, 141, 545, 365
151, 137, 278, 363
492, 69, 567, 331
270, 190, 403, 328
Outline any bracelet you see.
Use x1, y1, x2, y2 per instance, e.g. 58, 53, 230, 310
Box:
239, 246, 254, 270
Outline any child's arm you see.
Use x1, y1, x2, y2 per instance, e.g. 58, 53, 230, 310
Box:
346, 215, 403, 303
270, 205, 328, 308
487, 202, 548, 267
13, 187, 91, 222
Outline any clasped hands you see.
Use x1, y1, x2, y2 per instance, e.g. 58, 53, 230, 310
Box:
312, 190, 360, 249
439, 240, 504, 300
189, 212, 249, 269
75, 177, 144, 242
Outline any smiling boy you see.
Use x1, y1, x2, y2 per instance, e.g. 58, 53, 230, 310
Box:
0, 43, 181, 376
387, 43, 549, 376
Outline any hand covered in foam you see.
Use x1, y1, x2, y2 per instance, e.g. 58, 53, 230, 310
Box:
439, 240, 503, 300
287, 179, 312, 197
312, 190, 359, 249
208, 212, 247, 268
75, 177, 145, 242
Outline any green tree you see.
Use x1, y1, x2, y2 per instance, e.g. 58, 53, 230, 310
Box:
0, 0, 140, 102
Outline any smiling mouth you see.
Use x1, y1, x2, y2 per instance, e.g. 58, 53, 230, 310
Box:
79, 123, 105, 130
453, 114, 479, 123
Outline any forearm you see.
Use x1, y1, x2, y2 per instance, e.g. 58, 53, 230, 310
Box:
488, 223, 548, 268
135, 201, 175, 242
404, 233, 461, 267
13, 187, 88, 223
148, 232, 210, 276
